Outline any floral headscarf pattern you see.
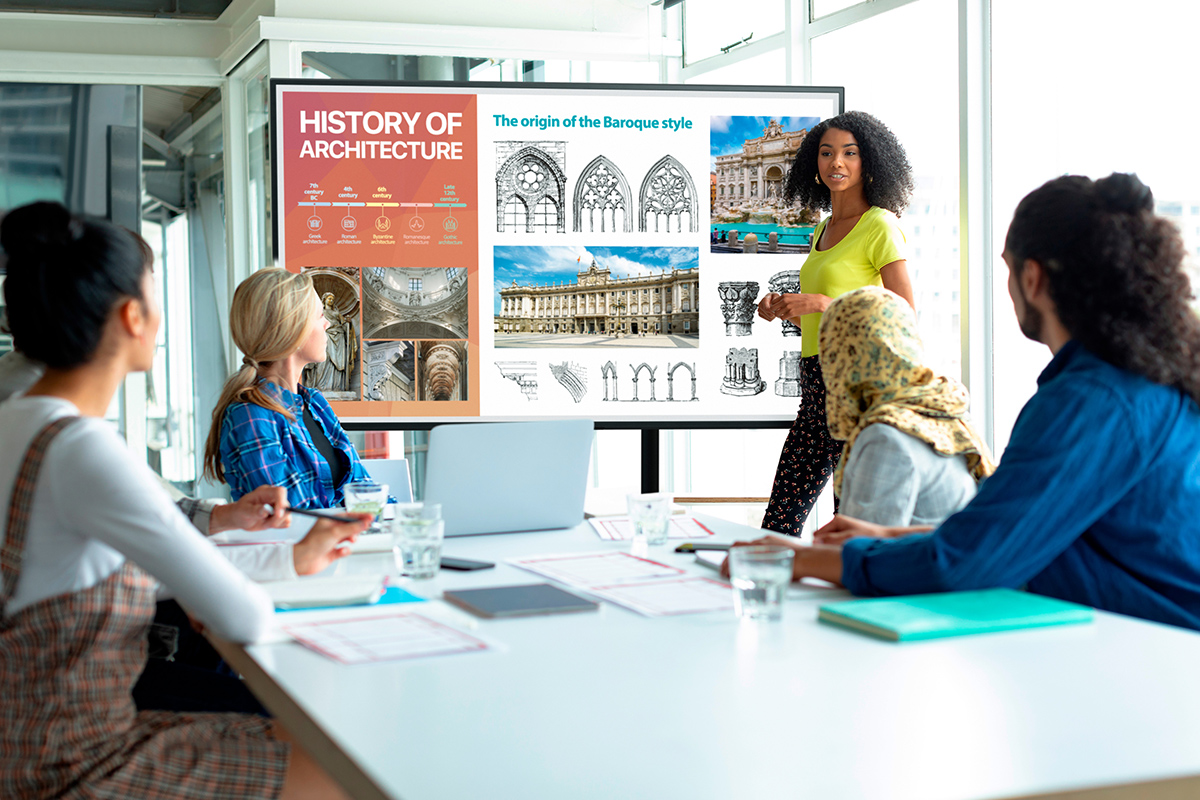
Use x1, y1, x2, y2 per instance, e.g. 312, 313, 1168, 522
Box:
819, 286, 996, 497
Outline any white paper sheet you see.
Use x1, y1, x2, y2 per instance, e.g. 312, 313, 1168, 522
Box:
510, 551, 684, 586
587, 577, 735, 617
588, 516, 718, 541
283, 612, 488, 665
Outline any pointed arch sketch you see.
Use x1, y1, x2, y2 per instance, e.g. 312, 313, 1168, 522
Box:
630, 362, 658, 401
667, 362, 698, 401
639, 155, 698, 233
496, 144, 567, 233
601, 360, 619, 401
574, 155, 631, 233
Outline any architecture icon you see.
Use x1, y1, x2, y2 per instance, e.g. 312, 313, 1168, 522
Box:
721, 347, 765, 396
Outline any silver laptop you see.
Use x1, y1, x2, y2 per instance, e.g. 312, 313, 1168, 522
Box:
424, 420, 594, 537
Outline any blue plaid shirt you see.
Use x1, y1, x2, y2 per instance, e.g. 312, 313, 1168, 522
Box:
219, 380, 372, 509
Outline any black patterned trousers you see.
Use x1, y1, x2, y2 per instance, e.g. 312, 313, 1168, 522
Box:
762, 355, 842, 536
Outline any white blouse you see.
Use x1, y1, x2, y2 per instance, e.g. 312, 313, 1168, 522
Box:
0, 396, 273, 644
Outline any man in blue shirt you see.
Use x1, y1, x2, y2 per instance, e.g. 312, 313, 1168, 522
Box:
735, 173, 1200, 631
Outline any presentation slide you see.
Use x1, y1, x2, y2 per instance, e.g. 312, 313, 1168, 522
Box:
273, 81, 842, 423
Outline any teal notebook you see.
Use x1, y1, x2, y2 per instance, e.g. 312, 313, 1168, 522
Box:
818, 589, 1093, 642
275, 586, 426, 613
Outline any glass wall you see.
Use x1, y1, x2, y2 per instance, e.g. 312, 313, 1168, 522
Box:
990, 0, 1200, 454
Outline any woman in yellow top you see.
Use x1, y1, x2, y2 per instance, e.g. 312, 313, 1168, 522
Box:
758, 110, 916, 535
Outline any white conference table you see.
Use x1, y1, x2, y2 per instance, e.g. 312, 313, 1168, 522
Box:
212, 515, 1200, 800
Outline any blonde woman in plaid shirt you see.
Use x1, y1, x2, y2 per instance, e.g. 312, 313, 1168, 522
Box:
0, 202, 360, 799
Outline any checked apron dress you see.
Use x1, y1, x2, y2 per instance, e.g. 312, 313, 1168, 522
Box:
0, 417, 290, 799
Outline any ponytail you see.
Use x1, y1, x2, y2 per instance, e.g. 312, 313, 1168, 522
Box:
202, 268, 315, 482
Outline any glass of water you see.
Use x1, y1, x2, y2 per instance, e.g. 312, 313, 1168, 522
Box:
728, 546, 795, 621
627, 492, 672, 546
344, 481, 389, 533
392, 502, 444, 580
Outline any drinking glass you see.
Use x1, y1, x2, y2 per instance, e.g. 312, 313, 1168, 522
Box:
344, 481, 388, 532
392, 503, 444, 580
728, 546, 794, 621
626, 492, 673, 546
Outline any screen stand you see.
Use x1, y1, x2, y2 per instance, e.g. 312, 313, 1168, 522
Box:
641, 429, 659, 494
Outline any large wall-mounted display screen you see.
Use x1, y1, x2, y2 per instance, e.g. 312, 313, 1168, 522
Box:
273, 80, 843, 423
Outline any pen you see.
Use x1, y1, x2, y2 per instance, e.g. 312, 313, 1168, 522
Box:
264, 504, 361, 524
674, 542, 732, 553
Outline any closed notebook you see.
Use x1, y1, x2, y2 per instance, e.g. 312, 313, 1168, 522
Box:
818, 588, 1093, 642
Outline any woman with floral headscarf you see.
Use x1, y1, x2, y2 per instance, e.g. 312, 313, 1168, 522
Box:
818, 286, 994, 526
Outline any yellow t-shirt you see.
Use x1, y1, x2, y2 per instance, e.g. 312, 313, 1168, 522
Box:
798, 205, 907, 357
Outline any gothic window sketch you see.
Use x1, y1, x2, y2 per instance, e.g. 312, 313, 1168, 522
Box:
496, 142, 567, 233
496, 361, 538, 400
549, 362, 587, 403
639, 155, 698, 233
574, 155, 631, 233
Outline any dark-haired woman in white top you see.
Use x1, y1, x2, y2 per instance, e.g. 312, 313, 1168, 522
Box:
0, 201, 365, 799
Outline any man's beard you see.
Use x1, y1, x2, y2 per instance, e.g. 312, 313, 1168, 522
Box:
1018, 297, 1044, 343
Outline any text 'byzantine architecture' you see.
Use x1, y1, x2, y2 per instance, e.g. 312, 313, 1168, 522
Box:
496, 259, 699, 337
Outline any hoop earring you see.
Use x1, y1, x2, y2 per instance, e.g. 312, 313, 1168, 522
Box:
814, 174, 821, 185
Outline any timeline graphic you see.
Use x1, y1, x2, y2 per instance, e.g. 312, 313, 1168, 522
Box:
296, 189, 466, 247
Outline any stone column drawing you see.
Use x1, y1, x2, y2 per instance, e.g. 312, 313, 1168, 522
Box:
775, 351, 803, 397
721, 347, 765, 396
496, 361, 538, 400
768, 270, 802, 337
718, 281, 759, 336
549, 362, 587, 403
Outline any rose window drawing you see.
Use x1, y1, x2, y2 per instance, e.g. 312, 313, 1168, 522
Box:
515, 161, 547, 192
639, 155, 698, 233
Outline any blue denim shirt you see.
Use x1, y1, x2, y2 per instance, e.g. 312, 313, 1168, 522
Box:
219, 380, 373, 509
842, 341, 1200, 631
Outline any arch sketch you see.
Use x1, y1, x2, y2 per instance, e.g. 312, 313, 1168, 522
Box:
601, 360, 619, 401
574, 155, 631, 233
667, 361, 698, 401
639, 155, 697, 233
630, 362, 658, 401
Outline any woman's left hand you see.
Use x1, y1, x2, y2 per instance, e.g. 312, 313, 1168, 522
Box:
764, 293, 831, 323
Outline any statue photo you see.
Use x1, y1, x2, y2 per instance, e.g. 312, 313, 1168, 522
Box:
304, 292, 357, 393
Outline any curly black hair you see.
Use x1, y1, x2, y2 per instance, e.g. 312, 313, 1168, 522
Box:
783, 110, 914, 216
1005, 173, 1200, 407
